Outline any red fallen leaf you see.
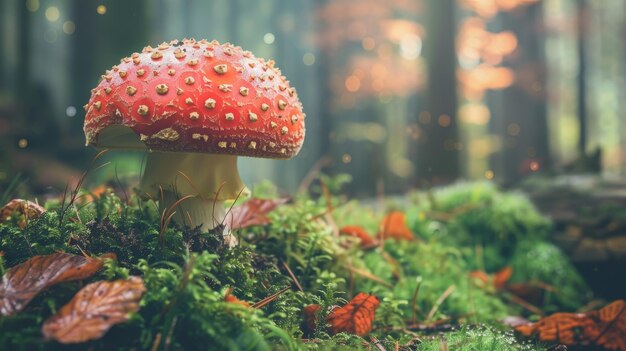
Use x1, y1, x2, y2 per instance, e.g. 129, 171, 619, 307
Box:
224, 287, 251, 307
378, 212, 413, 241
78, 185, 110, 204
506, 283, 545, 307
516, 299, 626, 351
42, 276, 146, 344
302, 304, 322, 336
493, 266, 512, 290
339, 225, 376, 247
327, 292, 380, 336
469, 267, 547, 306
0, 199, 46, 229
469, 266, 512, 290
0, 252, 115, 316
469, 270, 491, 286
228, 198, 288, 230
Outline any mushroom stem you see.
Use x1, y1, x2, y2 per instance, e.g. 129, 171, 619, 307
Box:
140, 151, 248, 240
161, 191, 237, 245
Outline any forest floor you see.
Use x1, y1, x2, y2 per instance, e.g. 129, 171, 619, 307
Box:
0, 174, 624, 350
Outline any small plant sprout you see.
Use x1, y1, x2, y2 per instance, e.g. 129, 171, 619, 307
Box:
83, 39, 306, 240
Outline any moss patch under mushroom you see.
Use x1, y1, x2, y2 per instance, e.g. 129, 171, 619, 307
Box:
0, 181, 585, 350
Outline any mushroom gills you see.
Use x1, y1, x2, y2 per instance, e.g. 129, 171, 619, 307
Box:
95, 125, 147, 149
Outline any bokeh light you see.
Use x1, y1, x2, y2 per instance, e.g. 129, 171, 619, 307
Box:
438, 115, 451, 127
96, 5, 107, 15
302, 53, 315, 66
263, 33, 275, 44
63, 21, 76, 35
345, 75, 361, 92
361, 37, 375, 50
26, 0, 39, 12
45, 6, 60, 22
66, 106, 77, 117
399, 34, 422, 60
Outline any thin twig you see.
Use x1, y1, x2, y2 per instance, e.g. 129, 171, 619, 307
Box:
176, 171, 203, 200
297, 156, 331, 194
410, 278, 423, 323
221, 186, 248, 229
58, 150, 110, 226
501, 292, 544, 316
282, 261, 304, 292
150, 333, 162, 351
114, 163, 130, 206
212, 182, 226, 228
159, 195, 196, 243
370, 336, 388, 351
164, 316, 178, 351
251, 286, 290, 309
427, 285, 456, 321
343, 264, 392, 288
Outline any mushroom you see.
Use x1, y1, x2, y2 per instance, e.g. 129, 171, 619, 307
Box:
83, 39, 305, 241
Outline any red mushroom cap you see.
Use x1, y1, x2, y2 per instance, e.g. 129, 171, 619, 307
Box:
83, 39, 305, 159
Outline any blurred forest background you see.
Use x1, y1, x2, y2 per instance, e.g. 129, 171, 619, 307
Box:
1, 0, 625, 197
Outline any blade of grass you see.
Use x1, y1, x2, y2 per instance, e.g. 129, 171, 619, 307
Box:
427, 285, 456, 321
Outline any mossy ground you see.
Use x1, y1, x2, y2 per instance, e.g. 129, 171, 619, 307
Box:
0, 179, 589, 350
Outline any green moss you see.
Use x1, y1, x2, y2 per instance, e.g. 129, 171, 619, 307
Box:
0, 181, 586, 350
406, 182, 552, 270
416, 325, 544, 351
510, 241, 590, 311
355, 240, 515, 323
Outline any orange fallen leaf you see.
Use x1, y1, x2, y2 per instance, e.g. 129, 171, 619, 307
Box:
327, 292, 380, 336
224, 287, 251, 307
493, 266, 512, 290
0, 252, 115, 316
339, 225, 376, 247
506, 283, 545, 307
469, 266, 512, 290
470, 267, 549, 307
516, 300, 626, 351
378, 212, 413, 241
469, 270, 491, 286
0, 199, 46, 229
42, 276, 146, 344
78, 185, 109, 204
302, 304, 322, 336
228, 198, 288, 230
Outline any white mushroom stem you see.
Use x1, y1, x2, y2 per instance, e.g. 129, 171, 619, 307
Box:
140, 151, 249, 243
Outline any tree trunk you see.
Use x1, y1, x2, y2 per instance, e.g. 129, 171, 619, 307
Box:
576, 0, 588, 155
316, 0, 333, 161
489, 3, 550, 183
16, 0, 30, 104
417, 0, 460, 185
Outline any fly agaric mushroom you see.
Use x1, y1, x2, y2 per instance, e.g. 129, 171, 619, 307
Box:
83, 39, 305, 238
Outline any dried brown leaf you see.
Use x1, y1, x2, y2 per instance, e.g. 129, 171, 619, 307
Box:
42, 277, 146, 344
0, 199, 46, 229
302, 304, 322, 336
516, 299, 626, 351
228, 197, 288, 230
0, 252, 115, 316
